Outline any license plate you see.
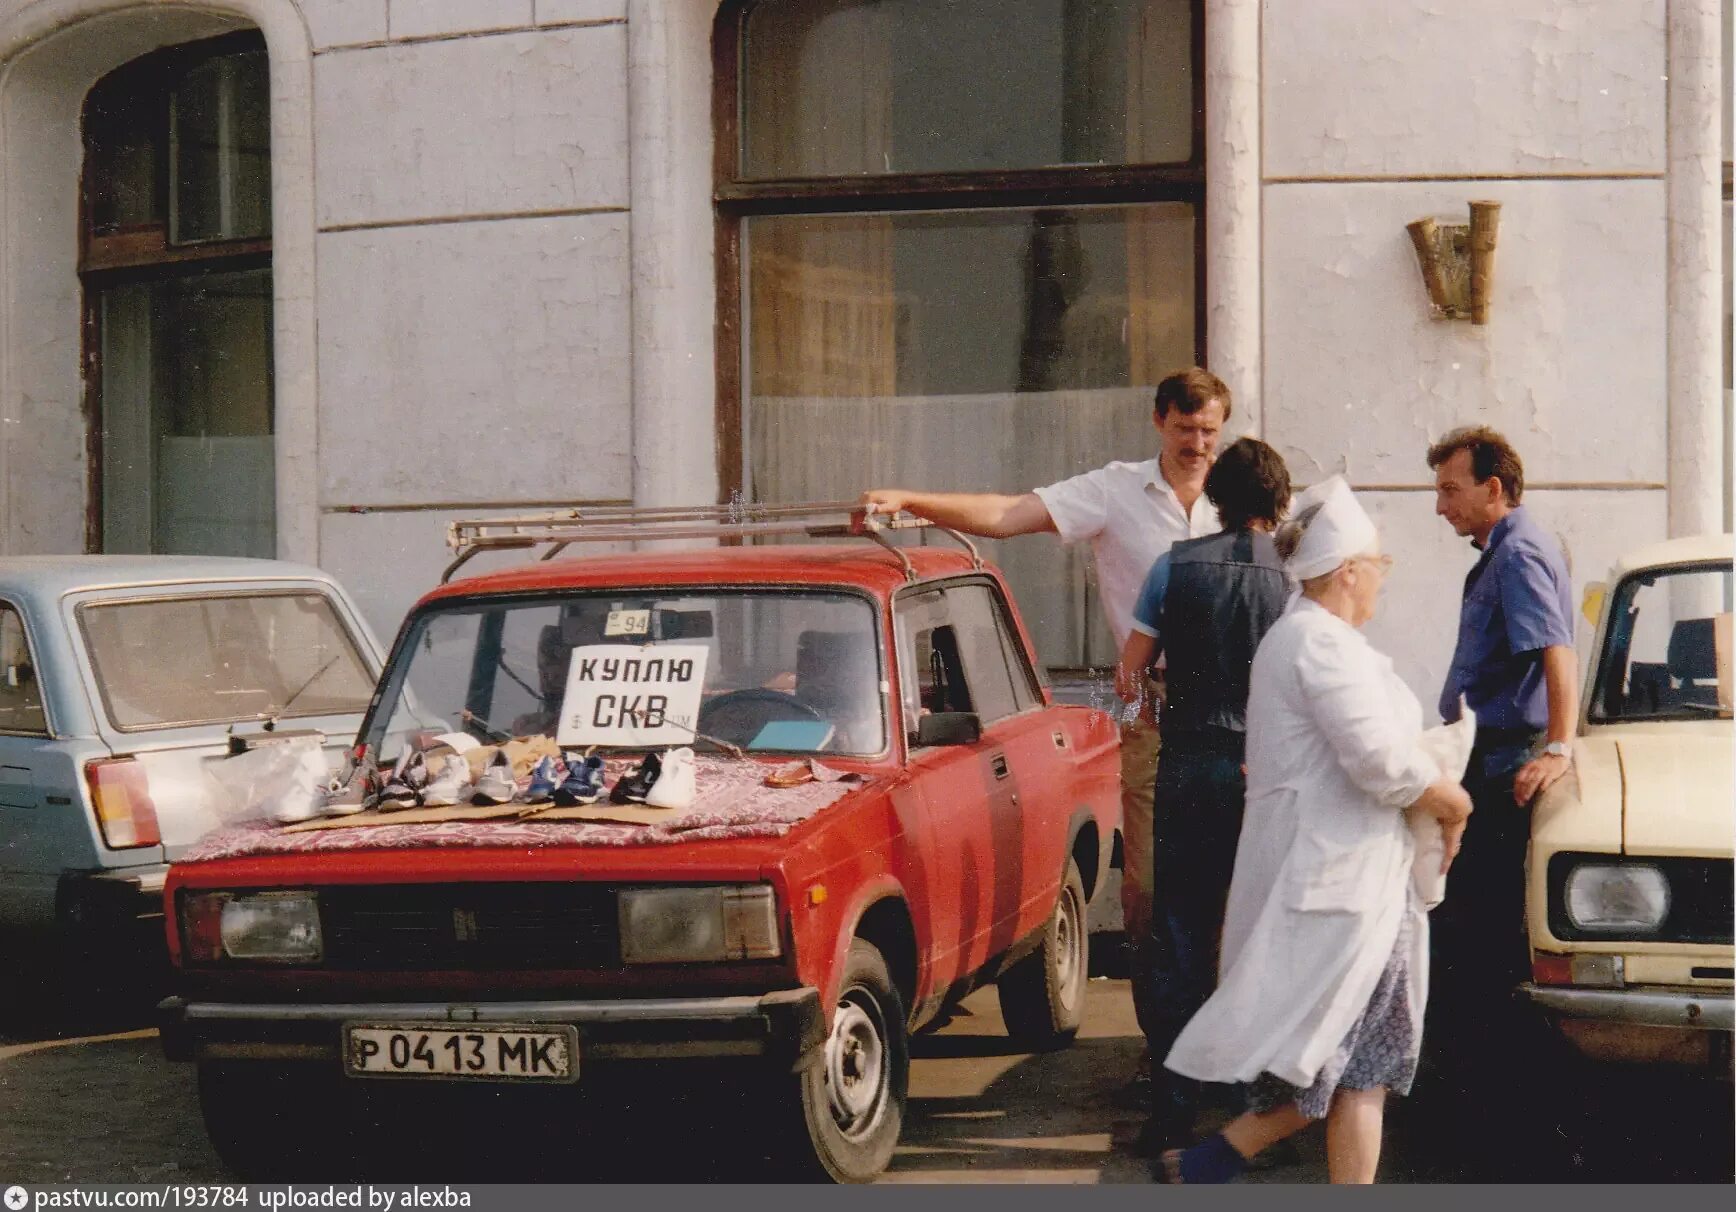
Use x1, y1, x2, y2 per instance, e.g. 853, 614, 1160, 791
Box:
344, 1023, 579, 1082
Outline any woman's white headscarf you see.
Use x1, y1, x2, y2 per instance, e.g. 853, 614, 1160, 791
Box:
1284, 475, 1378, 581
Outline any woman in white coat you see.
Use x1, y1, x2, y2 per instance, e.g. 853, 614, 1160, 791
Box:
1158, 478, 1473, 1184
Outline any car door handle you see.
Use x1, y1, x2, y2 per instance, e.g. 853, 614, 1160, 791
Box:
991, 754, 1009, 780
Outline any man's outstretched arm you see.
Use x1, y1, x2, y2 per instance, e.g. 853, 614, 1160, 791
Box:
858, 489, 1057, 539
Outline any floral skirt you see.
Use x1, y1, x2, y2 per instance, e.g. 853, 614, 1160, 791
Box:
1244, 911, 1421, 1121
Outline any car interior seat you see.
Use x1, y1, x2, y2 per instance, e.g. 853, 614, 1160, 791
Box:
1667, 617, 1721, 707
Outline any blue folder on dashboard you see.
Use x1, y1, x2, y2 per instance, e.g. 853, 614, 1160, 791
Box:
748, 720, 835, 751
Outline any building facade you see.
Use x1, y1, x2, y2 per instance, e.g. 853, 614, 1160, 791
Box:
0, 0, 1727, 709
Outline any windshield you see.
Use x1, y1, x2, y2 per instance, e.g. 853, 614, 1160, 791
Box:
1589, 562, 1733, 722
366, 590, 888, 758
80, 591, 376, 731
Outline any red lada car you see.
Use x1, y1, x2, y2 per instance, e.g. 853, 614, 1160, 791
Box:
159, 509, 1119, 1182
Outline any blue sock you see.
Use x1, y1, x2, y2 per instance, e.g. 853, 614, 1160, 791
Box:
1179, 1133, 1248, 1184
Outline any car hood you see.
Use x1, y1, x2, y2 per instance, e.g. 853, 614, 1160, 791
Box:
1616, 733, 1734, 859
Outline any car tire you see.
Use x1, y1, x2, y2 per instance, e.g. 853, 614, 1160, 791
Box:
997, 857, 1088, 1050
198, 1062, 343, 1181
777, 939, 909, 1183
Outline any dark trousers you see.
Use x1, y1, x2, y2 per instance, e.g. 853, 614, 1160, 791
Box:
1429, 738, 1538, 1032
1145, 740, 1247, 1128
1422, 735, 1576, 1175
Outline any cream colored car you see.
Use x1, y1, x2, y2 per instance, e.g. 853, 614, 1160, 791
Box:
1525, 534, 1733, 1073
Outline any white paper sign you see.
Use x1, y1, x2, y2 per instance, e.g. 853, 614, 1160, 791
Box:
556, 643, 709, 748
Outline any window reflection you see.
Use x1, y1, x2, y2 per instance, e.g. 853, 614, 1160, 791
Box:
742, 0, 1195, 178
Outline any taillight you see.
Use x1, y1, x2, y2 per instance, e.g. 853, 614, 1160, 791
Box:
1532, 953, 1573, 985
85, 757, 162, 849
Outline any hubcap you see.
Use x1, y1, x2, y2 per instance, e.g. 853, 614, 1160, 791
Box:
825, 990, 888, 1139
1055, 884, 1084, 1013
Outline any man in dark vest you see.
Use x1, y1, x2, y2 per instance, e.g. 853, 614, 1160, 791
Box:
1114, 437, 1293, 1152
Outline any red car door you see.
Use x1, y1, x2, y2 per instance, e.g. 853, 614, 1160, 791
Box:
892, 580, 1064, 997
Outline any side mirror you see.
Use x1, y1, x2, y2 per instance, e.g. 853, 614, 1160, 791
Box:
914, 711, 981, 747
1581, 582, 1606, 627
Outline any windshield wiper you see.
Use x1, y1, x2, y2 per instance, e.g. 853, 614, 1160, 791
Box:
1678, 702, 1733, 716
277, 654, 343, 718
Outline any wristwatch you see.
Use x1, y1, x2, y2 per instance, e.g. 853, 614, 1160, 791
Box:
1542, 741, 1572, 759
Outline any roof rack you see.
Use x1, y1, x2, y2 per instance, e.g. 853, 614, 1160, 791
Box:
442, 500, 982, 583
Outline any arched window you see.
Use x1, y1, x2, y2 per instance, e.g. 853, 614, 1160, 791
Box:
717, 0, 1203, 670
81, 31, 273, 557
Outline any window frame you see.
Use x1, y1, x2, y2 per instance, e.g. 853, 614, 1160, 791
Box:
712, 0, 1208, 501
78, 31, 273, 555
0, 598, 54, 739
359, 584, 897, 761
893, 574, 1046, 736
74, 588, 375, 734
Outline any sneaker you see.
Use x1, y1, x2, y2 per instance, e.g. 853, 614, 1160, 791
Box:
377, 751, 428, 811
609, 751, 663, 804
421, 754, 472, 807
553, 755, 606, 806
470, 751, 517, 806
645, 747, 696, 810
518, 756, 566, 805
316, 758, 373, 817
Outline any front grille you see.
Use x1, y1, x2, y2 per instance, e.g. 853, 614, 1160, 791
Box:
319, 883, 620, 970
1548, 854, 1734, 945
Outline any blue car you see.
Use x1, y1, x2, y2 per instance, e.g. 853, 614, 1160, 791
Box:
0, 556, 385, 1002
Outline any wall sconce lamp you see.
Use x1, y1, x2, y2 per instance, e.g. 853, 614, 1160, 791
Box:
1405, 200, 1502, 324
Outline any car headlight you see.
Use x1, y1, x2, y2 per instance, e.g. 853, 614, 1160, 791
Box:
618, 885, 781, 963
1564, 863, 1669, 934
194, 891, 323, 962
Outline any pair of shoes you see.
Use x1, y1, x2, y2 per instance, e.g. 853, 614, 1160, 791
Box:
316, 754, 376, 817
609, 748, 696, 809
552, 755, 606, 806
377, 751, 430, 810
375, 750, 473, 810
1152, 1134, 1248, 1185
518, 756, 570, 806
471, 751, 517, 806
420, 754, 472, 807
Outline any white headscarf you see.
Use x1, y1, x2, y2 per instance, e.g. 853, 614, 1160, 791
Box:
1284, 475, 1378, 581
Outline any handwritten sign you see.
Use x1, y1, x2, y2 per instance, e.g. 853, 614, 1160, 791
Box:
555, 644, 709, 748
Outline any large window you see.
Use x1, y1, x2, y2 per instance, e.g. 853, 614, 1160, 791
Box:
718, 0, 1203, 669
81, 33, 274, 558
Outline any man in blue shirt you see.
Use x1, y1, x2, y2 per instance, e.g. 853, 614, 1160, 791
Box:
1425, 425, 1578, 1176
1116, 438, 1292, 1153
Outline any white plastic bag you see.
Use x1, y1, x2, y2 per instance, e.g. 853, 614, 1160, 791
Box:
206, 737, 327, 825
1408, 703, 1477, 909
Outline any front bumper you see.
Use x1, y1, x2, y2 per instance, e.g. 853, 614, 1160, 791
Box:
1522, 984, 1733, 1031
1523, 984, 1733, 1071
158, 988, 825, 1072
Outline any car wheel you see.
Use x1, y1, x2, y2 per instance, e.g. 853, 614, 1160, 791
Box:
198, 1062, 344, 1180
779, 939, 908, 1183
997, 857, 1088, 1050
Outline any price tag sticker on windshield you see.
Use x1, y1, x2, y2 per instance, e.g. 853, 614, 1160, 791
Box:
557, 644, 709, 748
603, 609, 650, 638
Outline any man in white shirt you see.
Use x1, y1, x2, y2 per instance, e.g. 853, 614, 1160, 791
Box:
862, 367, 1227, 1078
